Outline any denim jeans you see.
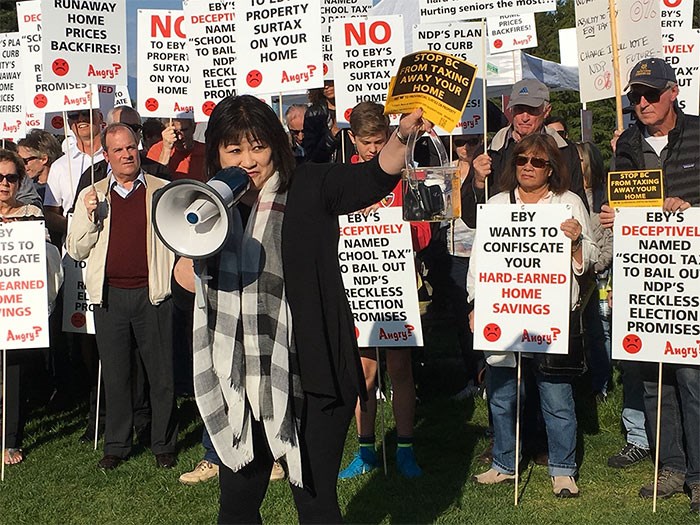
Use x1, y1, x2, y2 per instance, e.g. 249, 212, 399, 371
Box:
643, 365, 700, 484
487, 362, 577, 477
585, 291, 611, 395
202, 425, 221, 466
620, 361, 649, 449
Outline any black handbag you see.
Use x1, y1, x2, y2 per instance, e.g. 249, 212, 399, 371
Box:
534, 305, 587, 377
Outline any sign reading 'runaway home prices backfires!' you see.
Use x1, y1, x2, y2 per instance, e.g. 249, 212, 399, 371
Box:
385, 51, 477, 132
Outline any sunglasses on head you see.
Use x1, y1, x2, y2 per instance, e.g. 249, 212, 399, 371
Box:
127, 123, 143, 133
67, 110, 92, 121
515, 155, 549, 169
21, 156, 38, 165
628, 87, 667, 105
453, 137, 480, 147
0, 173, 20, 183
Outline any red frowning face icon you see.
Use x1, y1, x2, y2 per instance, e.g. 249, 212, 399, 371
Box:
52, 58, 69, 76
144, 98, 159, 112
51, 115, 64, 129
323, 63, 329, 75
622, 334, 642, 354
71, 312, 86, 328
493, 39, 503, 49
202, 101, 216, 116
344, 108, 353, 121
246, 70, 262, 88
34, 94, 48, 109
484, 323, 501, 342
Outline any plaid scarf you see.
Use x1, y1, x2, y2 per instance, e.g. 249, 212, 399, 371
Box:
192, 172, 304, 487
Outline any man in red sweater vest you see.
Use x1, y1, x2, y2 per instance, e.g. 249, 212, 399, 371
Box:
68, 124, 177, 471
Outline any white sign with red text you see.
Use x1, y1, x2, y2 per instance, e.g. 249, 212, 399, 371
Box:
487, 14, 538, 55
412, 22, 485, 135
659, 0, 694, 30
0, 32, 26, 141
137, 10, 193, 119
321, 0, 373, 80
662, 29, 699, 116
332, 16, 404, 126
236, 0, 323, 95
612, 208, 700, 365
183, 0, 236, 122
17, 0, 100, 114
40, 0, 127, 85
418, 0, 555, 23
0, 221, 49, 350
338, 207, 423, 347
473, 204, 572, 353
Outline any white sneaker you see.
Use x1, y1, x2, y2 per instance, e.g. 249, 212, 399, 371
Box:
270, 461, 286, 481
179, 460, 219, 485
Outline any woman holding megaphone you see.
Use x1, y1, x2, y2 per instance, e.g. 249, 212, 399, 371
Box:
193, 95, 429, 524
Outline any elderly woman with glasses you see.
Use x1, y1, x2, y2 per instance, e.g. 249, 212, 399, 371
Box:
0, 149, 63, 466
467, 134, 597, 498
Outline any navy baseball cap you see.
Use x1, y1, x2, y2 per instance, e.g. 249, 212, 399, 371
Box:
626, 58, 677, 91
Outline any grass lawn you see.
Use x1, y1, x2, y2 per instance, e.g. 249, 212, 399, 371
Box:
1, 319, 697, 524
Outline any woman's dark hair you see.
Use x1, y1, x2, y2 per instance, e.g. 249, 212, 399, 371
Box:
0, 149, 27, 185
576, 142, 606, 191
205, 95, 295, 192
500, 133, 570, 194
307, 87, 326, 106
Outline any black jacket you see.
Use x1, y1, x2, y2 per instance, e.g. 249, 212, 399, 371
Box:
301, 101, 338, 163
613, 108, 699, 205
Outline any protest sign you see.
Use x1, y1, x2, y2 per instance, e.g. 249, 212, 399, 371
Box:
418, 0, 555, 23
17, 0, 100, 114
321, 0, 373, 79
183, 0, 236, 122
487, 14, 538, 55
40, 0, 127, 85
659, 0, 694, 30
0, 221, 49, 350
473, 204, 572, 353
412, 22, 485, 135
339, 207, 423, 347
137, 10, 193, 119
662, 29, 699, 116
61, 256, 95, 335
607, 169, 664, 207
332, 15, 404, 126
113, 85, 131, 107
386, 51, 477, 133
612, 207, 700, 365
0, 33, 26, 141
236, 0, 323, 95
559, 27, 578, 67
575, 0, 663, 104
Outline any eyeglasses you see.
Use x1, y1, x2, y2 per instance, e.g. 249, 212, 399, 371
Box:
453, 138, 480, 147
0, 173, 20, 183
67, 110, 92, 121
289, 129, 303, 136
21, 156, 38, 165
515, 155, 550, 169
126, 123, 143, 133
628, 87, 668, 105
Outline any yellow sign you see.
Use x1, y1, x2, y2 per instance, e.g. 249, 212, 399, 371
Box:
384, 50, 477, 132
608, 169, 664, 207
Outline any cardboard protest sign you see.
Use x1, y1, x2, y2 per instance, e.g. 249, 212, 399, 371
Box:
659, 0, 694, 30
386, 51, 477, 133
0, 33, 26, 141
608, 169, 664, 207
418, 0, 555, 23
575, 0, 663, 104
137, 10, 193, 119
472, 204, 572, 353
662, 29, 700, 116
183, 0, 236, 122
487, 14, 538, 54
332, 15, 404, 126
40, 0, 127, 85
236, 0, 323, 95
61, 256, 95, 335
412, 22, 485, 135
339, 207, 423, 347
17, 0, 100, 114
612, 208, 700, 365
0, 221, 49, 350
321, 0, 373, 79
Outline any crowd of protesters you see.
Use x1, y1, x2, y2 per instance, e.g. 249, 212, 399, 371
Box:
0, 57, 698, 521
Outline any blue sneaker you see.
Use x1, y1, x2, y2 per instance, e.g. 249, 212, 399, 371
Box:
396, 446, 422, 478
338, 448, 377, 479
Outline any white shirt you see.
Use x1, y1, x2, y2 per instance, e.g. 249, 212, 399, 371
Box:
44, 146, 103, 215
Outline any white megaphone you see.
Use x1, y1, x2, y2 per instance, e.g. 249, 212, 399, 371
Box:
152, 167, 250, 258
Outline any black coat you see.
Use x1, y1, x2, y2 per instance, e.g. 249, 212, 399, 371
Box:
281, 157, 400, 404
